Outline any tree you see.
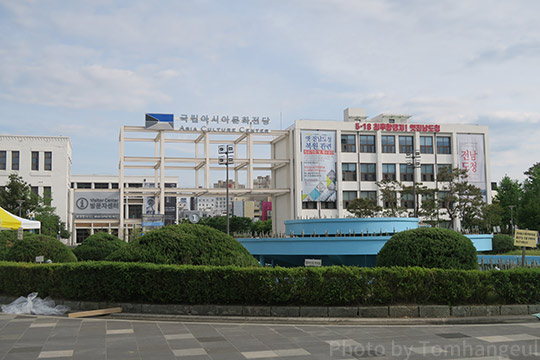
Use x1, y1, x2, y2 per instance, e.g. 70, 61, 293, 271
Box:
0, 173, 69, 238
0, 173, 40, 216
437, 167, 483, 230
417, 187, 439, 225
376, 180, 406, 217
479, 202, 504, 234
494, 175, 522, 233
347, 197, 381, 218
519, 163, 540, 231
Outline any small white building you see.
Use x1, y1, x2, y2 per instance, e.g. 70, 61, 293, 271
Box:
0, 135, 72, 228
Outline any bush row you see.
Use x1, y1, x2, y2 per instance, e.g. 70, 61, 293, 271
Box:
1, 262, 540, 306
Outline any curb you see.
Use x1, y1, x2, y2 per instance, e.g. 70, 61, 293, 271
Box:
107, 313, 538, 325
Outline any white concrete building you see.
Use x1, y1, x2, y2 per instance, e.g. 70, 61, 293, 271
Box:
69, 174, 178, 244
0, 135, 72, 227
271, 108, 491, 233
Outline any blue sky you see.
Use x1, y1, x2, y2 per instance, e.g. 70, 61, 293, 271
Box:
1, 0, 540, 183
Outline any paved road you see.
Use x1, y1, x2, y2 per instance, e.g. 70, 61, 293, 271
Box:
1, 313, 540, 359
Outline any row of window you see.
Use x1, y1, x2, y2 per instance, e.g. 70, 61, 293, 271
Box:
0, 151, 52, 171
340, 135, 451, 154
71, 182, 177, 189
341, 163, 451, 182
303, 190, 450, 210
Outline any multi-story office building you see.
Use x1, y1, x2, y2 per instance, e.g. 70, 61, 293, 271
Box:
271, 108, 491, 232
0, 135, 72, 227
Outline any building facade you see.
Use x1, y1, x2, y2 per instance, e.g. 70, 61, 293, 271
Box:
0, 135, 72, 227
271, 108, 491, 233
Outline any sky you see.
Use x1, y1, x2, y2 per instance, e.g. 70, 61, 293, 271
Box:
1, 0, 540, 184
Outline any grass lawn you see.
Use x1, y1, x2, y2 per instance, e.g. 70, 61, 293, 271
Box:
502, 249, 540, 256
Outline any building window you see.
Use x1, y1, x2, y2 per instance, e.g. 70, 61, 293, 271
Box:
77, 183, 92, 189
381, 135, 395, 153
361, 163, 376, 181
399, 136, 413, 154
342, 163, 357, 181
401, 193, 414, 209
400, 164, 414, 181
31, 186, 39, 195
302, 201, 317, 209
321, 202, 336, 209
359, 135, 375, 153
111, 183, 119, 189
76, 229, 90, 244
341, 134, 356, 152
438, 191, 450, 207
44, 151, 52, 171
12, 151, 19, 170
420, 136, 433, 154
360, 191, 377, 201
128, 183, 142, 188
382, 164, 396, 181
128, 205, 142, 219
0, 151, 5, 170
421, 164, 434, 181
31, 151, 39, 171
94, 183, 109, 189
437, 136, 451, 154
43, 187, 52, 205
383, 192, 397, 209
437, 164, 452, 179
343, 191, 357, 209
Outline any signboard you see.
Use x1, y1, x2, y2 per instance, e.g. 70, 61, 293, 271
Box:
304, 259, 322, 267
142, 214, 164, 227
356, 123, 441, 133
74, 191, 120, 220
514, 229, 538, 248
457, 134, 486, 194
301, 131, 336, 202
145, 113, 174, 130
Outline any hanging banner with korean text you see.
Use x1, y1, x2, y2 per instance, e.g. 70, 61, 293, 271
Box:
457, 134, 486, 194
301, 131, 337, 202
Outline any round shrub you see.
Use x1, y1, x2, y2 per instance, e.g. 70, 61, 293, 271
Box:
107, 223, 260, 266
5, 234, 77, 263
73, 232, 126, 261
376, 227, 478, 270
491, 234, 515, 254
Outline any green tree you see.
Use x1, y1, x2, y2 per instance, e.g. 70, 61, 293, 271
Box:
346, 197, 382, 217
0, 173, 69, 238
0, 173, 40, 216
494, 175, 522, 233
479, 202, 504, 233
417, 187, 439, 224
437, 167, 483, 230
376, 179, 406, 217
519, 163, 540, 231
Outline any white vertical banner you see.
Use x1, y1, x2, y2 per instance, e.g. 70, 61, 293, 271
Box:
143, 182, 157, 215
457, 134, 486, 194
301, 131, 337, 202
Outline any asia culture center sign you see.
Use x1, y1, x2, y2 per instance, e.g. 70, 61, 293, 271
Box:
145, 113, 271, 133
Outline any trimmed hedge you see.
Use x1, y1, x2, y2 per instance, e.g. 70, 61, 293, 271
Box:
0, 261, 539, 305
491, 234, 516, 254
4, 234, 77, 263
106, 224, 259, 267
73, 232, 126, 261
377, 227, 478, 270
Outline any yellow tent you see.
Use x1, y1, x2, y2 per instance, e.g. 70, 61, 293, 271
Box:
0, 207, 41, 230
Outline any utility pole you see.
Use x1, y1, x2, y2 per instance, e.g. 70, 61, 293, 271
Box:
218, 144, 234, 235
406, 150, 421, 218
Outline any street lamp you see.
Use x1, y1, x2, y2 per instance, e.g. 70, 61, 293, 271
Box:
509, 205, 516, 235
218, 144, 234, 235
406, 150, 421, 218
16, 200, 24, 217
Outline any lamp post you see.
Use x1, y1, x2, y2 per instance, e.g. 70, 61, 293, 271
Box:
509, 205, 515, 235
218, 144, 234, 235
406, 150, 421, 218
16, 199, 24, 217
